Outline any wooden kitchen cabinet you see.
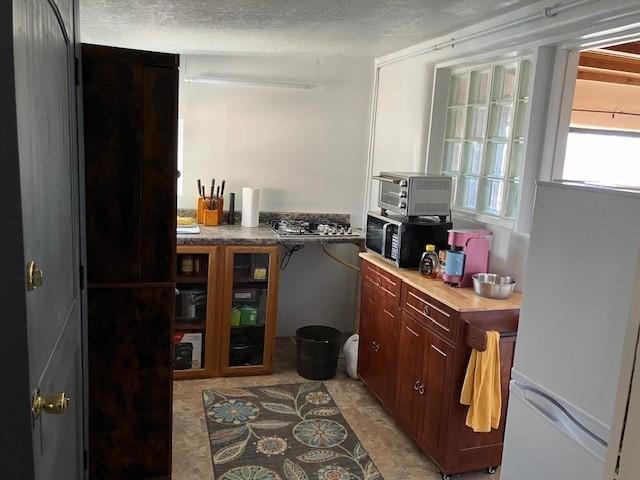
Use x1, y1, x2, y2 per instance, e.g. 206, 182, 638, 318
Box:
417, 329, 454, 455
395, 312, 427, 437
358, 253, 521, 478
172, 244, 280, 379
357, 262, 400, 413
219, 245, 280, 376
173, 245, 221, 380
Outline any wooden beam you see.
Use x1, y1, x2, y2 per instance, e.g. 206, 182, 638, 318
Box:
577, 68, 640, 87
579, 51, 640, 75
604, 41, 640, 57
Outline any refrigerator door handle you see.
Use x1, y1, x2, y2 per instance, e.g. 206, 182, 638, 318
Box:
512, 380, 608, 461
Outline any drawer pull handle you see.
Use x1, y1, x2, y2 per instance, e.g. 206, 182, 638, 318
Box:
405, 325, 419, 337
414, 380, 421, 391
430, 344, 447, 357
423, 305, 430, 316
408, 291, 451, 318
371, 341, 380, 352
418, 384, 425, 395
430, 317, 451, 333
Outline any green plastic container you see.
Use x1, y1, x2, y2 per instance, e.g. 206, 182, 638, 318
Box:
230, 307, 241, 326
239, 305, 258, 326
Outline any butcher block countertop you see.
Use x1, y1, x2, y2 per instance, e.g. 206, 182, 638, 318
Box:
359, 251, 522, 313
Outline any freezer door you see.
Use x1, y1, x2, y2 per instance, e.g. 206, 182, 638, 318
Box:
502, 380, 606, 480
513, 183, 640, 428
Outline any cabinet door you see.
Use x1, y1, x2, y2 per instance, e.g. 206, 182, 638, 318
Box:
417, 331, 454, 454
374, 295, 400, 412
395, 313, 426, 437
357, 279, 377, 387
221, 246, 279, 375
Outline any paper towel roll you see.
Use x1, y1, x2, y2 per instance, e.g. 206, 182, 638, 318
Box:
241, 188, 260, 227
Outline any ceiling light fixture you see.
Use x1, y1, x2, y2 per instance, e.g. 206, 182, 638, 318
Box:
184, 76, 317, 90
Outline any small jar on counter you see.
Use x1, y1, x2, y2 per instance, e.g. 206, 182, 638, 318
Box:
419, 244, 439, 279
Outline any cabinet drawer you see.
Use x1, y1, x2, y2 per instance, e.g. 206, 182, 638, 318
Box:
402, 284, 457, 343
361, 260, 401, 304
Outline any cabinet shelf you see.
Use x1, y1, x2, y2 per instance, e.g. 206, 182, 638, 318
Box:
174, 320, 206, 332
176, 276, 208, 284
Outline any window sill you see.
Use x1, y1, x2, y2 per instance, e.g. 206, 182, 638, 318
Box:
451, 207, 515, 230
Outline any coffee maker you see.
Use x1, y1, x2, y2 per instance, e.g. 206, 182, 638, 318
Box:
442, 229, 491, 287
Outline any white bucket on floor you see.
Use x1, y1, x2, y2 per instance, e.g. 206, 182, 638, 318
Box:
343, 334, 359, 379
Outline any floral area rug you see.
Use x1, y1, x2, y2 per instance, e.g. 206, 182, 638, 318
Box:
203, 382, 383, 480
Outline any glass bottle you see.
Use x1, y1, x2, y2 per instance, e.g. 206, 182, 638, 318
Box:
419, 244, 439, 279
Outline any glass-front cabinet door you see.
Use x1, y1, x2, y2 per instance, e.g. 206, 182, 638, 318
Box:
174, 245, 218, 379
221, 245, 279, 374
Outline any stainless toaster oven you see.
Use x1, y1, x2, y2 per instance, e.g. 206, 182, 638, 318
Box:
373, 172, 451, 220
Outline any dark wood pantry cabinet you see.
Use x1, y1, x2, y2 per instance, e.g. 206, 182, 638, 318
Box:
82, 44, 178, 480
358, 253, 521, 478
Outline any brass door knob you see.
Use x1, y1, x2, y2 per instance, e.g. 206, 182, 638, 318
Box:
26, 261, 44, 291
32, 390, 70, 418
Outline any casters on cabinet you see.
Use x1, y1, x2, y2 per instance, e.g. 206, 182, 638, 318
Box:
487, 466, 499, 475
440, 473, 452, 480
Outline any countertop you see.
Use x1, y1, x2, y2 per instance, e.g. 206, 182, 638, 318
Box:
359, 251, 522, 313
177, 224, 365, 246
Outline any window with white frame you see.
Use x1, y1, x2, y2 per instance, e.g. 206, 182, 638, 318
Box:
441, 57, 533, 220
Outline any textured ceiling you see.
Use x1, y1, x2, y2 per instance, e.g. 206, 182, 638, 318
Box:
80, 0, 539, 56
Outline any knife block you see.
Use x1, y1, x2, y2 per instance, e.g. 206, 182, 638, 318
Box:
202, 198, 224, 226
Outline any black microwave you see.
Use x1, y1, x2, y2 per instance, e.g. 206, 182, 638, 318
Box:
366, 212, 451, 268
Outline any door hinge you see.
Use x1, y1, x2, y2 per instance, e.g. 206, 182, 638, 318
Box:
83, 449, 88, 471
79, 264, 85, 290
74, 56, 79, 86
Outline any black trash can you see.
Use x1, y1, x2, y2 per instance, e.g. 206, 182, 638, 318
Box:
296, 326, 341, 380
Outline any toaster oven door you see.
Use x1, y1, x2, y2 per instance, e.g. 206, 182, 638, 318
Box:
374, 176, 406, 214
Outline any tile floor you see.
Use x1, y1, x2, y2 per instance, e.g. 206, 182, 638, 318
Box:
172, 339, 500, 480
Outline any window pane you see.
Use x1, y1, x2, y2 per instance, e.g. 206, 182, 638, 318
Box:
449, 174, 459, 204
518, 60, 532, 99
443, 141, 462, 172
446, 107, 464, 139
484, 141, 509, 178
504, 181, 520, 218
492, 62, 518, 100
457, 176, 479, 209
469, 69, 490, 104
509, 142, 525, 180
513, 101, 529, 140
466, 106, 487, 140
480, 178, 505, 214
449, 74, 468, 106
462, 141, 483, 175
488, 103, 514, 139
564, 130, 640, 187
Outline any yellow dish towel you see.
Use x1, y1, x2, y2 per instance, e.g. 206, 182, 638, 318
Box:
460, 331, 502, 433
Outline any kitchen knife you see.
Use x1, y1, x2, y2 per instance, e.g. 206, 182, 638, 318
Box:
197, 179, 202, 197
220, 180, 226, 198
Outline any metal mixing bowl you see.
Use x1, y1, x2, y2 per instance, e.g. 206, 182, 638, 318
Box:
472, 273, 516, 299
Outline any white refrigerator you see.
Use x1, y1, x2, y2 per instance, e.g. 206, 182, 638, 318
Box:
501, 182, 640, 480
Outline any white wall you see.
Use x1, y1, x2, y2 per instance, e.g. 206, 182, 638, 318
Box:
179, 54, 373, 227
179, 54, 373, 334
366, 57, 433, 210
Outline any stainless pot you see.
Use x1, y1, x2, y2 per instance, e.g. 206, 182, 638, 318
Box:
175, 288, 207, 321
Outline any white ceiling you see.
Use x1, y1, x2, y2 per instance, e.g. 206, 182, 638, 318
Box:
80, 0, 539, 57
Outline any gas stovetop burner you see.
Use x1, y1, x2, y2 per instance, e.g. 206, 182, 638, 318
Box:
266, 219, 356, 236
